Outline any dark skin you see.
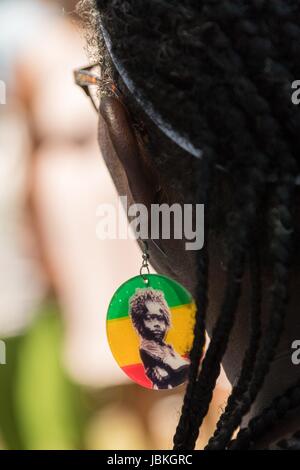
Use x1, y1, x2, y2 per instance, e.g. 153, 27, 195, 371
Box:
142, 302, 168, 342
137, 302, 189, 389
99, 97, 195, 283
99, 96, 300, 446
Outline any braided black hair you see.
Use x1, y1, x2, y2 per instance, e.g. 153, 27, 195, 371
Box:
80, 0, 300, 450
230, 378, 300, 450
274, 430, 300, 450
205, 243, 262, 448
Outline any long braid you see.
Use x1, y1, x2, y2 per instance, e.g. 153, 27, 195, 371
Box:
172, 8, 267, 446
229, 378, 300, 450
206, 151, 295, 451
182, 159, 265, 450
173, 12, 288, 444
173, 151, 214, 447
176, 5, 292, 448
171, 19, 271, 446
275, 430, 300, 450
186, 1, 299, 449
205, 242, 262, 448
205, 156, 296, 450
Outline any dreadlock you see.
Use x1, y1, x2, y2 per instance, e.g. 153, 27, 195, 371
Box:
80, 0, 300, 450
204, 242, 262, 448
230, 378, 300, 450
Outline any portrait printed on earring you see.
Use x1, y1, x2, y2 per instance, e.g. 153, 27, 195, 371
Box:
129, 287, 190, 389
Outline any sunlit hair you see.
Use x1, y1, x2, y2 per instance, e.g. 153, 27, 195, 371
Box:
129, 288, 171, 336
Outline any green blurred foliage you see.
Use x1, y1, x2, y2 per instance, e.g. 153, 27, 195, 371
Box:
0, 303, 85, 450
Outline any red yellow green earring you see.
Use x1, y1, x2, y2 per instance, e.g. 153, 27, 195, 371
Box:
106, 241, 196, 389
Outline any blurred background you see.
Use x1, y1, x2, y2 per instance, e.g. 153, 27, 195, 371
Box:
0, 0, 230, 450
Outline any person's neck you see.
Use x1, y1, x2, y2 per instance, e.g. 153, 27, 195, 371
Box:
249, 406, 300, 449
206, 256, 300, 446
242, 350, 300, 448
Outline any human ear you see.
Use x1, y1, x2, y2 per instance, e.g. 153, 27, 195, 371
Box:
99, 96, 159, 207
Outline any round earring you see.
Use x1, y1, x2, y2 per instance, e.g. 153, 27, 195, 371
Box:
106, 241, 198, 390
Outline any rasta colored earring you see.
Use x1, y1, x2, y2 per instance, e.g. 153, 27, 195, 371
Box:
106, 240, 197, 390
